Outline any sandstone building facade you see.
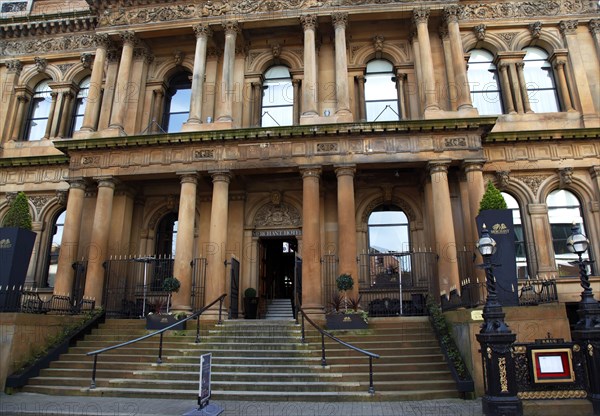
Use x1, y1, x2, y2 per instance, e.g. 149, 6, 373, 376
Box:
1, 0, 599, 321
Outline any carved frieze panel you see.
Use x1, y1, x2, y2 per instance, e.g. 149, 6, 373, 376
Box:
515, 175, 548, 197
0, 34, 96, 56
316, 142, 338, 153
194, 149, 215, 160
29, 195, 52, 212
460, 0, 595, 20
254, 201, 301, 228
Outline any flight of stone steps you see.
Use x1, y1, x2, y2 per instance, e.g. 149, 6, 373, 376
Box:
264, 298, 294, 320
21, 317, 460, 401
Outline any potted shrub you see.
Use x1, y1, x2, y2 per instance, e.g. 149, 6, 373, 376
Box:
145, 277, 186, 330
0, 192, 36, 310
476, 181, 518, 306
243, 287, 258, 319
326, 274, 368, 330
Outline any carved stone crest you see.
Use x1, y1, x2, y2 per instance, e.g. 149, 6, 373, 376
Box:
34, 57, 47, 72
528, 21, 542, 38
559, 167, 573, 188
496, 171, 510, 189
254, 201, 301, 228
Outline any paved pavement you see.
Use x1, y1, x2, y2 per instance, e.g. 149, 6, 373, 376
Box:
0, 393, 485, 416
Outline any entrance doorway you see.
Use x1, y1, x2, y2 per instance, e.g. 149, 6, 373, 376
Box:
258, 237, 297, 302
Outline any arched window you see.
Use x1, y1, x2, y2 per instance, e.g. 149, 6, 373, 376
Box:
261, 65, 293, 127
501, 192, 530, 278
45, 210, 66, 288
546, 189, 590, 276
155, 212, 178, 257
24, 80, 52, 141
522, 47, 560, 113
162, 72, 192, 133
365, 60, 399, 122
468, 49, 503, 115
70, 76, 90, 136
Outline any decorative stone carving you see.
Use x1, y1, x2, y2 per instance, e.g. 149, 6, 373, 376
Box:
316, 143, 338, 153
300, 14, 318, 31
202, 1, 232, 17
194, 149, 215, 159
443, 5, 461, 23
332, 12, 348, 29
34, 57, 47, 72
120, 31, 138, 46
271, 191, 282, 206
6, 60, 23, 74
529, 21, 542, 38
497, 32, 518, 44
473, 24, 486, 41
5, 192, 17, 205
80, 53, 92, 69
412, 8, 430, 25
93, 34, 112, 49
173, 50, 185, 65
271, 43, 281, 59
461, 1, 595, 21
444, 137, 467, 147
222, 21, 240, 35
559, 20, 578, 36
590, 20, 600, 36
29, 195, 52, 212
0, 35, 96, 56
373, 35, 384, 52
559, 167, 574, 187
254, 201, 301, 228
439, 26, 449, 40
496, 171, 510, 189
517, 175, 546, 197
56, 190, 68, 207
193, 24, 213, 39
57, 63, 75, 74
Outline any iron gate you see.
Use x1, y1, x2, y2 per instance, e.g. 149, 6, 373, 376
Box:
229, 257, 240, 319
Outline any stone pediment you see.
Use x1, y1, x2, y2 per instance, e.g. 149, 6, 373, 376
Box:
254, 202, 301, 228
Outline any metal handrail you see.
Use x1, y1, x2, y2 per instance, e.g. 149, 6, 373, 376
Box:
295, 304, 380, 394
86, 293, 227, 389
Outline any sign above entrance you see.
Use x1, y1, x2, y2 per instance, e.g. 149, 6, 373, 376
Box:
253, 229, 302, 237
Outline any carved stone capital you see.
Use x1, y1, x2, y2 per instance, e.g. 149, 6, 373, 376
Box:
222, 21, 240, 36
120, 31, 138, 46
17, 94, 30, 103
300, 14, 318, 31
332, 12, 348, 30
515, 61, 525, 70
210, 170, 231, 183
34, 57, 47, 72
335, 164, 356, 178
529, 21, 542, 38
193, 23, 213, 39
69, 179, 87, 191
590, 20, 600, 36
559, 167, 574, 188
95, 177, 117, 189
300, 166, 321, 179
179, 172, 199, 185
93, 34, 112, 49
413, 8, 430, 26
498, 62, 510, 71
427, 161, 450, 175
553, 59, 567, 69
6, 60, 23, 74
559, 20, 578, 36
473, 24, 486, 41
56, 190, 68, 207
443, 5, 461, 24
590, 166, 600, 180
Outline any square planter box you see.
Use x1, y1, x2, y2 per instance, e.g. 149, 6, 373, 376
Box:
326, 313, 368, 330
145, 314, 186, 330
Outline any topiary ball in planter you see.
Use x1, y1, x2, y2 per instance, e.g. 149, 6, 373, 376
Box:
336, 274, 354, 292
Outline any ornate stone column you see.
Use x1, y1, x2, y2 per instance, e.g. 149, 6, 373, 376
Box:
444, 6, 473, 110
184, 24, 212, 128
439, 26, 457, 111
108, 31, 137, 131
57, 91, 74, 138
508, 63, 524, 114
409, 31, 423, 114
355, 75, 366, 121
250, 81, 262, 127
413, 8, 440, 113
515, 62, 532, 113
301, 166, 323, 315
559, 20, 596, 115
11, 93, 29, 141
205, 171, 231, 314
3, 60, 23, 140
589, 20, 600, 61
463, 160, 487, 282
497, 63, 516, 114
53, 180, 87, 296
80, 34, 110, 132
300, 15, 319, 117
171, 173, 198, 312
428, 161, 460, 295
553, 59, 575, 112
335, 165, 358, 299
150, 87, 165, 133
332, 12, 351, 116
217, 21, 239, 123
395, 72, 408, 119
292, 78, 301, 125
83, 177, 116, 306
43, 92, 58, 139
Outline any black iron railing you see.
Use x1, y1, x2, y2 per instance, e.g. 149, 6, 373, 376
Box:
295, 302, 380, 394
0, 286, 95, 314
518, 279, 558, 306
86, 294, 226, 389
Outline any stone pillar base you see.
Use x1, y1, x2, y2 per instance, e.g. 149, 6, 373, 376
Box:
300, 114, 351, 125
188, 120, 233, 131
99, 126, 127, 138
583, 113, 600, 128
72, 129, 95, 139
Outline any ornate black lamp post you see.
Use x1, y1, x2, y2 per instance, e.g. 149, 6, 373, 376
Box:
475, 224, 522, 416
567, 223, 600, 414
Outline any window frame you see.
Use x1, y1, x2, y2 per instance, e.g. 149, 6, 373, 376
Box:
261, 65, 294, 127
364, 59, 400, 122
69, 76, 91, 137
23, 80, 52, 141
522, 47, 560, 113
162, 72, 192, 133
467, 49, 504, 115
